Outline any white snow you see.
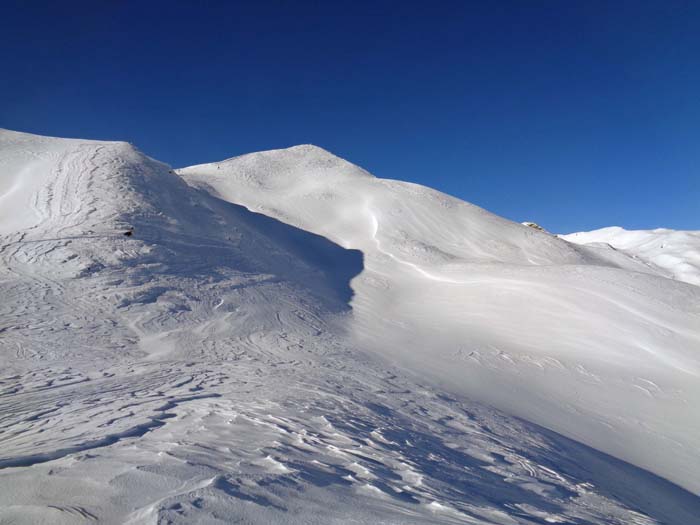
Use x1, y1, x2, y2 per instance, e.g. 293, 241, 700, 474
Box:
180, 146, 700, 496
561, 226, 700, 287
1, 129, 699, 524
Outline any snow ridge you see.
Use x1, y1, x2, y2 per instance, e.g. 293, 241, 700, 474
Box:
562, 226, 700, 286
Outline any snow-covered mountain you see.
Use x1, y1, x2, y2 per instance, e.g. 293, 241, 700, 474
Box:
561, 226, 700, 287
180, 146, 700, 493
1, 129, 699, 524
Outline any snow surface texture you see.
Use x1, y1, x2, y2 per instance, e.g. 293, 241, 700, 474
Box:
1, 129, 699, 524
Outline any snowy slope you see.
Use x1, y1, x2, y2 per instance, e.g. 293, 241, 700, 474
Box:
561, 226, 700, 287
1, 130, 699, 524
180, 146, 700, 497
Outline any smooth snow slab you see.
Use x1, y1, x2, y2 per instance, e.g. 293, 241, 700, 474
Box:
181, 146, 700, 496
561, 226, 700, 286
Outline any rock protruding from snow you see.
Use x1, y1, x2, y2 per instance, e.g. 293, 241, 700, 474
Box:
522, 221, 548, 233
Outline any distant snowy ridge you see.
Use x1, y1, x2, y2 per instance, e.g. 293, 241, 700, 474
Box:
561, 226, 700, 286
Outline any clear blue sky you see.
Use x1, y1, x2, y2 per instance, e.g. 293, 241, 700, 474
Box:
2, 1, 698, 233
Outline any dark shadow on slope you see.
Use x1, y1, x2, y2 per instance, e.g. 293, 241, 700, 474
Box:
0, 394, 220, 470
355, 401, 700, 525
530, 421, 700, 525
25, 150, 366, 312
256, 392, 700, 525
196, 191, 365, 311
212, 476, 287, 511
121, 186, 364, 313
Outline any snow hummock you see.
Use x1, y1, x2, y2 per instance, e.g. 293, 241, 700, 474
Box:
1, 129, 700, 524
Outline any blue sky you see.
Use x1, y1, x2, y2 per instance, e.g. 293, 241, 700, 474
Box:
2, 1, 698, 233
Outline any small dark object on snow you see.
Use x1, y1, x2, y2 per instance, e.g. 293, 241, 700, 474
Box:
124, 228, 134, 237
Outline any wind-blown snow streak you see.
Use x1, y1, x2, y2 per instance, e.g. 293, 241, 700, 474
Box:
366, 203, 468, 284
1, 130, 699, 524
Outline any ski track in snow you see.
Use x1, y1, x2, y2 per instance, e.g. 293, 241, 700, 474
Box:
1, 130, 699, 524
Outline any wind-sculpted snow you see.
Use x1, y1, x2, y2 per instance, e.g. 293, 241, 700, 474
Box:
1, 130, 699, 523
181, 145, 700, 497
